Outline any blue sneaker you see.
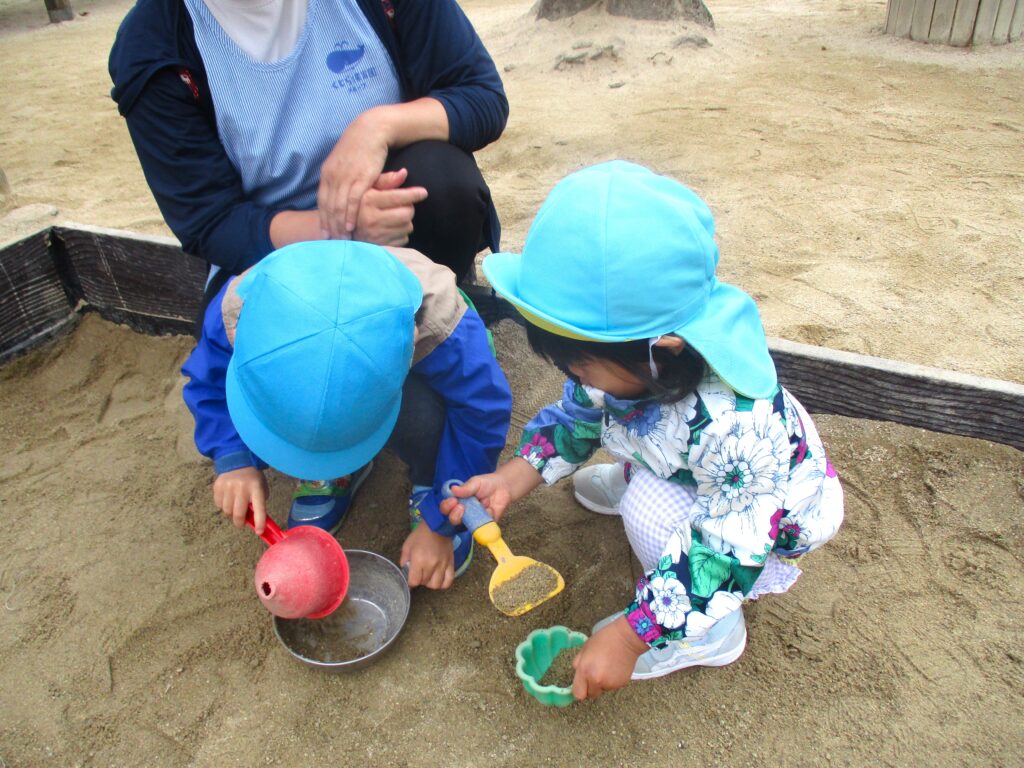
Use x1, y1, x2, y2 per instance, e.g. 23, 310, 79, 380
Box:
409, 488, 474, 578
287, 462, 374, 534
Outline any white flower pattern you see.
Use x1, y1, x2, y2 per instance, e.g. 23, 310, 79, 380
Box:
647, 575, 691, 629
603, 396, 695, 478
690, 399, 790, 564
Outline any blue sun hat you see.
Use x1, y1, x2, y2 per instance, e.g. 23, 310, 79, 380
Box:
225, 240, 422, 479
482, 161, 777, 399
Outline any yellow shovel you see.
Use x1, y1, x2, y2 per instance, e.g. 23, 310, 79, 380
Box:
443, 480, 564, 617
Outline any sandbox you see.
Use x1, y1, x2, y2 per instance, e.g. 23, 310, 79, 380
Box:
1, 226, 1022, 766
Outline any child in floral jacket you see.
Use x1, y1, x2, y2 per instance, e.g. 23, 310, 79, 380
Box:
443, 161, 843, 699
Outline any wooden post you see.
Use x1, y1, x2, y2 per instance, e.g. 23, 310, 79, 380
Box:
972, 0, 1003, 42
887, 0, 916, 35
928, 0, 957, 41
44, 0, 74, 22
950, 0, 982, 44
887, 0, 1022, 43
992, 0, 1015, 39
1009, 0, 1024, 41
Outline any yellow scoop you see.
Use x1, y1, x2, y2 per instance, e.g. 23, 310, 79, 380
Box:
443, 480, 564, 617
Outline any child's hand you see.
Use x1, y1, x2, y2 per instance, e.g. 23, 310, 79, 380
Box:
213, 467, 270, 534
440, 473, 515, 524
571, 616, 649, 701
400, 525, 457, 590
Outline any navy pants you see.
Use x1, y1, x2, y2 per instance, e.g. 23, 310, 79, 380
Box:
384, 373, 445, 488
385, 139, 492, 284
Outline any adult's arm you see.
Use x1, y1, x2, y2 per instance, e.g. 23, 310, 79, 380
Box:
391, 0, 509, 151
122, 68, 277, 272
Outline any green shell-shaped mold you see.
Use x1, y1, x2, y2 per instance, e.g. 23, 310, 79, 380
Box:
514, 625, 588, 707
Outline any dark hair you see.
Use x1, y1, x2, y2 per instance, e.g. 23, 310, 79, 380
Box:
525, 323, 706, 403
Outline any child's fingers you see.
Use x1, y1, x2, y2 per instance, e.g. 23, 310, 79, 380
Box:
449, 480, 473, 497
444, 478, 483, 524
373, 167, 408, 190
231, 493, 248, 529
442, 563, 455, 590
403, 555, 424, 587
424, 561, 452, 591
571, 668, 591, 701
440, 497, 465, 526
250, 491, 267, 535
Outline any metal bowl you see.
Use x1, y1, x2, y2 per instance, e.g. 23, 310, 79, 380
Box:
273, 549, 410, 671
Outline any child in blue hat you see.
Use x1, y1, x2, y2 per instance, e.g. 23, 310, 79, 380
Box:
182, 240, 512, 589
443, 161, 844, 696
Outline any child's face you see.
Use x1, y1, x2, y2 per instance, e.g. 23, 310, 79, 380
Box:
567, 357, 647, 399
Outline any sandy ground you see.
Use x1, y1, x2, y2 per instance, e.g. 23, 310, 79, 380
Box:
1, 0, 1023, 765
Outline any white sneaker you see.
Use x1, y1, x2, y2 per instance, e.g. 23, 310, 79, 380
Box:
591, 609, 747, 680
573, 463, 628, 515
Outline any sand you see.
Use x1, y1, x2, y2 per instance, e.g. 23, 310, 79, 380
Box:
1, 0, 1022, 765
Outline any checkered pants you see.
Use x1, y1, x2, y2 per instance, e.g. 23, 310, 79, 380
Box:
620, 466, 801, 600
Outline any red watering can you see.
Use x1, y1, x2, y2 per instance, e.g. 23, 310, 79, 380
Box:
245, 507, 350, 619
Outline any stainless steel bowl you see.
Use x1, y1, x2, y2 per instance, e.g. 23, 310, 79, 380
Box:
273, 549, 410, 671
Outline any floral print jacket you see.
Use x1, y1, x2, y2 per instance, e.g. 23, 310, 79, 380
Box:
517, 375, 843, 649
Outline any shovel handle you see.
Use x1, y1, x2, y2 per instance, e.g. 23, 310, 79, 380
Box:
245, 504, 287, 547
441, 479, 497, 535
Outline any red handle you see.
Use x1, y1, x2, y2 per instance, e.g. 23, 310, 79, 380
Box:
245, 504, 286, 547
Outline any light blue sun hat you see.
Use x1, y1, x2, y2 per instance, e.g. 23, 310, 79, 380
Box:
225, 240, 423, 479
482, 161, 777, 399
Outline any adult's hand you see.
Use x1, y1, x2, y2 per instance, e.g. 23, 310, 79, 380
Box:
317, 100, 449, 240
353, 168, 428, 246
318, 112, 390, 240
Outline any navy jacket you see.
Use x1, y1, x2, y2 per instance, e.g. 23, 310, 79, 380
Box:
109, 0, 508, 274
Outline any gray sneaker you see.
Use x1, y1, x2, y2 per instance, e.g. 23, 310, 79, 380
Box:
573, 463, 628, 515
591, 608, 747, 680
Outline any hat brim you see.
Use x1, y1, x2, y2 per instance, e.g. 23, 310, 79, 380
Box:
485, 252, 777, 400
225, 356, 400, 480
484, 252, 638, 342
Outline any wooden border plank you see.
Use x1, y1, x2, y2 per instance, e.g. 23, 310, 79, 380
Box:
44, 0, 73, 22
768, 337, 1024, 450
53, 223, 204, 336
886, 0, 904, 33
0, 228, 77, 363
473, 297, 1024, 450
